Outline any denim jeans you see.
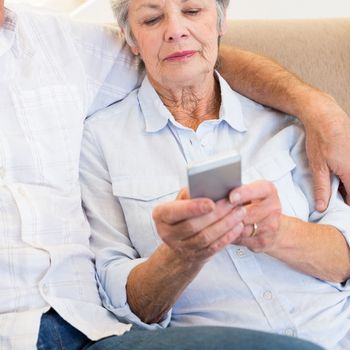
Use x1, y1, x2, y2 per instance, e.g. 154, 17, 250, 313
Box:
37, 308, 324, 350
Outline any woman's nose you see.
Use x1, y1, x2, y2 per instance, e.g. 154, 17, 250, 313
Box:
164, 17, 189, 42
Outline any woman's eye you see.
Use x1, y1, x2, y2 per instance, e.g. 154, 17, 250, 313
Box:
144, 17, 161, 25
184, 9, 201, 16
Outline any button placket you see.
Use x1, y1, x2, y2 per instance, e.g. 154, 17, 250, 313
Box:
236, 247, 246, 257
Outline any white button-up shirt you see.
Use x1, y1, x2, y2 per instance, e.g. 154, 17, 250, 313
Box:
80, 74, 350, 350
0, 7, 140, 349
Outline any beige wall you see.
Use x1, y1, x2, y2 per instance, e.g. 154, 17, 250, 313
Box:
228, 0, 350, 19
7, 0, 350, 21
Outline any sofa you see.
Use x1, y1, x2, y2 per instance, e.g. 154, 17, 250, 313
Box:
222, 18, 350, 115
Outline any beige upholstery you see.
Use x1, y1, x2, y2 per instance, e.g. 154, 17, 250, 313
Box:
222, 18, 350, 115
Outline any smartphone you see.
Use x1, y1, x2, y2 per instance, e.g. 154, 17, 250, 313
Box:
187, 151, 241, 201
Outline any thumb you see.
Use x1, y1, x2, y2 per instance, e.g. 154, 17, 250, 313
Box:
346, 194, 350, 206
338, 173, 350, 206
176, 187, 190, 200
312, 166, 331, 212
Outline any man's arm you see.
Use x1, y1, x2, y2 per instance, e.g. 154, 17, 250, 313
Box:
218, 46, 350, 210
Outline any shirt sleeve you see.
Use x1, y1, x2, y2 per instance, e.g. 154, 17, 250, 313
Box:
290, 122, 350, 289
67, 20, 142, 116
79, 119, 172, 329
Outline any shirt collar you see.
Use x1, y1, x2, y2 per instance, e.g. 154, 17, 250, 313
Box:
0, 8, 17, 57
138, 71, 247, 133
216, 72, 247, 132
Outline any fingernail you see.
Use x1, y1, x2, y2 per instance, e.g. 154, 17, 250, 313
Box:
316, 200, 325, 211
201, 202, 214, 213
230, 192, 241, 204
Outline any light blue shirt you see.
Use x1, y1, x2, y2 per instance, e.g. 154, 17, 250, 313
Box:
80, 73, 350, 350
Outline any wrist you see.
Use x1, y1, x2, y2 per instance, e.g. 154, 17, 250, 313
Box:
154, 244, 204, 279
265, 215, 296, 257
295, 88, 339, 126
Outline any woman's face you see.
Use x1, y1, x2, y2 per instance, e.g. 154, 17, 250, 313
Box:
128, 0, 226, 89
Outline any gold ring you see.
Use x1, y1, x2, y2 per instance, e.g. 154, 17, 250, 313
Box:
250, 223, 258, 238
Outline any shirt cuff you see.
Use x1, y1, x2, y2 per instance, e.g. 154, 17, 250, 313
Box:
97, 258, 172, 329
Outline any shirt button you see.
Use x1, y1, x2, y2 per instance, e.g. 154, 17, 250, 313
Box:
236, 248, 246, 257
284, 328, 296, 337
42, 284, 49, 296
263, 290, 273, 300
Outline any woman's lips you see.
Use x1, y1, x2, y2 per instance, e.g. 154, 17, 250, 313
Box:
164, 50, 196, 62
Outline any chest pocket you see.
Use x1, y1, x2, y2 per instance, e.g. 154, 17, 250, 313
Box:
243, 151, 303, 217
10, 84, 84, 186
112, 176, 180, 257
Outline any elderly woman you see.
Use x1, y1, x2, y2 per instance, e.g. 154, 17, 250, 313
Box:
80, 0, 350, 349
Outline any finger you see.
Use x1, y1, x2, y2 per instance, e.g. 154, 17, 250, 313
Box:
241, 223, 258, 238
242, 197, 281, 226
196, 222, 245, 260
182, 206, 246, 250
339, 173, 350, 206
177, 187, 190, 200
240, 214, 280, 247
310, 164, 331, 212
229, 180, 276, 206
169, 199, 237, 241
153, 198, 215, 226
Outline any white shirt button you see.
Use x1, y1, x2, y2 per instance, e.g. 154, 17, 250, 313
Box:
236, 248, 246, 257
42, 284, 49, 296
263, 290, 273, 300
284, 328, 296, 337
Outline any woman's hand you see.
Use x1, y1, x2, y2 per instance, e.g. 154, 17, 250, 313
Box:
152, 189, 246, 265
229, 180, 282, 253
128, 190, 246, 323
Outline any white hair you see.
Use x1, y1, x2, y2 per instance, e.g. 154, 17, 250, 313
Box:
110, 0, 230, 46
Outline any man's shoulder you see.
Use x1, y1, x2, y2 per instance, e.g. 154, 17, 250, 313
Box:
85, 90, 140, 129
9, 5, 119, 50
9, 5, 68, 31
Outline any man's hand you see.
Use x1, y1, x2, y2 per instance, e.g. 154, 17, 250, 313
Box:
218, 47, 350, 209
153, 189, 245, 263
301, 93, 350, 210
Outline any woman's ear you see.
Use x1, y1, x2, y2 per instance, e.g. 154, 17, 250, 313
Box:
122, 27, 139, 55
131, 46, 140, 56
